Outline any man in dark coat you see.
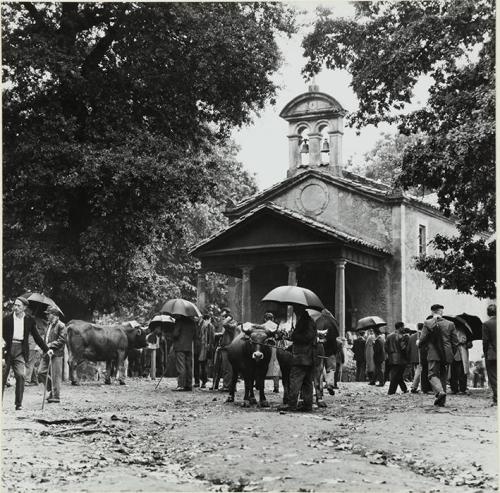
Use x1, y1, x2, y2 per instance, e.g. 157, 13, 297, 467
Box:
194, 314, 214, 388
279, 305, 317, 412
385, 322, 409, 395
172, 315, 196, 391
482, 303, 497, 405
37, 306, 67, 403
409, 323, 431, 393
373, 327, 386, 386
419, 304, 458, 406
212, 310, 237, 391
2, 297, 51, 410
352, 331, 366, 382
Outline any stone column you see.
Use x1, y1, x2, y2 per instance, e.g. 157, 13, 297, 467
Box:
287, 134, 301, 177
241, 266, 253, 323
286, 262, 300, 322
196, 271, 207, 313
334, 259, 347, 338
329, 116, 344, 176
308, 132, 321, 166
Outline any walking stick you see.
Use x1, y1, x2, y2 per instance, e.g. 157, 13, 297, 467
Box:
41, 354, 53, 410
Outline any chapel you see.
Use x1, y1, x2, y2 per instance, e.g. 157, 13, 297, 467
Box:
191, 86, 488, 335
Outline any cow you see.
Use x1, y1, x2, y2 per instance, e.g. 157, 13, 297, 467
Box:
277, 311, 340, 408
67, 320, 149, 385
226, 323, 274, 407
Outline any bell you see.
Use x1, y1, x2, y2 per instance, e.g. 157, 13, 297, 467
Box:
321, 140, 330, 153
300, 141, 309, 153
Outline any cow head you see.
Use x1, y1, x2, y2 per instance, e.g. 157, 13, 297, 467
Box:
124, 325, 149, 349
241, 323, 274, 361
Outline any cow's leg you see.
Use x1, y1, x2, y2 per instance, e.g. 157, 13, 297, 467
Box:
105, 361, 112, 384
248, 370, 257, 406
257, 369, 269, 408
68, 355, 80, 386
242, 376, 253, 407
324, 355, 336, 395
314, 359, 327, 408
226, 364, 238, 403
117, 351, 126, 385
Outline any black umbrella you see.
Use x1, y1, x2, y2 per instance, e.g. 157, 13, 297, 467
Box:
445, 313, 483, 341
356, 316, 386, 331
160, 299, 201, 318
21, 292, 64, 317
443, 315, 474, 340
262, 286, 324, 311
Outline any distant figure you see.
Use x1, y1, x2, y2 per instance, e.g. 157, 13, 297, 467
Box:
372, 327, 386, 386
352, 331, 366, 382
409, 324, 424, 393
365, 329, 376, 384
212, 309, 237, 391
172, 315, 196, 391
194, 314, 213, 388
419, 304, 458, 407
450, 322, 472, 395
262, 312, 279, 393
385, 322, 409, 395
482, 304, 497, 406
472, 361, 486, 388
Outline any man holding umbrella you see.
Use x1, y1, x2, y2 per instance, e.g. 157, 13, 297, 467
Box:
172, 315, 196, 391
279, 304, 317, 412
2, 297, 52, 410
37, 306, 67, 403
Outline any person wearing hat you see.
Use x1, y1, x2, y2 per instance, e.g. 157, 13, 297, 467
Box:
2, 297, 52, 410
385, 322, 409, 395
419, 304, 458, 407
37, 306, 67, 403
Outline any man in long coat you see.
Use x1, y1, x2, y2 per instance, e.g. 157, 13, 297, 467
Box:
194, 314, 214, 388
373, 327, 386, 386
366, 329, 376, 384
482, 304, 497, 405
450, 323, 472, 394
172, 315, 196, 391
352, 331, 366, 382
385, 322, 409, 394
419, 304, 458, 407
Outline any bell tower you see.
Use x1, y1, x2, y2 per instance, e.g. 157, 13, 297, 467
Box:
280, 85, 347, 178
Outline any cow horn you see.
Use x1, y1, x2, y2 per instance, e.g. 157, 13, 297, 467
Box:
242, 322, 253, 334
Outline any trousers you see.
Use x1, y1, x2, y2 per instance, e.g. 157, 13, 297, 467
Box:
175, 351, 192, 389
450, 360, 467, 393
388, 364, 408, 394
2, 342, 26, 407
288, 365, 313, 409
428, 360, 448, 394
38, 355, 63, 400
486, 359, 497, 403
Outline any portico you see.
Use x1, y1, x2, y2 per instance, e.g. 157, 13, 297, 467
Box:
192, 203, 390, 337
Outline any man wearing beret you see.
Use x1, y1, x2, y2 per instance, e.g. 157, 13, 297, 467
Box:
419, 304, 458, 407
2, 297, 53, 410
37, 306, 67, 403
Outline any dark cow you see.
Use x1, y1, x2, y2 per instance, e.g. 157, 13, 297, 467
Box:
226, 324, 274, 407
67, 320, 149, 385
277, 312, 340, 407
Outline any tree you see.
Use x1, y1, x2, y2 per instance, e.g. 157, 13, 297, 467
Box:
303, 0, 495, 298
2, 2, 295, 316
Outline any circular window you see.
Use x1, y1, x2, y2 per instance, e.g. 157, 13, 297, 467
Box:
298, 182, 329, 215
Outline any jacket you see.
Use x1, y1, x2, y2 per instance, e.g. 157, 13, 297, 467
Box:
373, 335, 386, 365
3, 314, 49, 361
419, 317, 458, 363
482, 316, 497, 361
352, 337, 366, 362
45, 319, 67, 357
195, 319, 214, 361
291, 312, 316, 366
407, 332, 420, 364
365, 335, 375, 372
385, 331, 409, 365
172, 317, 195, 352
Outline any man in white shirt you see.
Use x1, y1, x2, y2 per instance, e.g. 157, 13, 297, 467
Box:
2, 297, 52, 410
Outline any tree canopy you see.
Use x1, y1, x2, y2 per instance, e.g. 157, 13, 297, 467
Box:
303, 0, 495, 298
2, 2, 294, 317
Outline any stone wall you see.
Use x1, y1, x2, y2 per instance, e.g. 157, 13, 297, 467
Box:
403, 205, 490, 323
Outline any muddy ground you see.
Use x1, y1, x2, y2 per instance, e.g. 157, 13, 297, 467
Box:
2, 377, 498, 493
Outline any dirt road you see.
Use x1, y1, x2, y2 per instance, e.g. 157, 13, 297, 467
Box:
2, 378, 498, 492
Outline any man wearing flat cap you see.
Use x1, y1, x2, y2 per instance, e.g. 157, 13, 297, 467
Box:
419, 304, 458, 407
37, 306, 67, 403
2, 297, 53, 410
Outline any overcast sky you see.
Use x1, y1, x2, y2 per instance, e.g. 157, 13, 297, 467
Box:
232, 1, 429, 190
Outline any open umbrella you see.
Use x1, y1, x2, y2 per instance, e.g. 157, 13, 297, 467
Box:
262, 286, 324, 311
306, 309, 323, 322
21, 292, 64, 317
456, 313, 483, 340
160, 299, 201, 318
443, 315, 476, 340
356, 316, 386, 331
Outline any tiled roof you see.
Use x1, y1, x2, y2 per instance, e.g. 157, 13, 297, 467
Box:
191, 202, 390, 256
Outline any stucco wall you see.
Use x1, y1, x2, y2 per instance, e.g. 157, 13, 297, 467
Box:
272, 177, 393, 250
403, 206, 490, 323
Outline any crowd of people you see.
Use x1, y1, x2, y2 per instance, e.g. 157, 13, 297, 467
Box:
350, 303, 497, 407
2, 296, 497, 412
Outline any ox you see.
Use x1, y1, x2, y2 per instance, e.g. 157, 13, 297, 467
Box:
226, 323, 274, 407
277, 311, 340, 407
67, 320, 149, 385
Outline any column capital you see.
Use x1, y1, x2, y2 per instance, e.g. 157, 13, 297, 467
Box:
240, 265, 253, 273
285, 261, 300, 270
334, 259, 347, 268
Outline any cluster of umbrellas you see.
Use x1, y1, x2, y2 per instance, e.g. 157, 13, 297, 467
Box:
148, 298, 201, 331
20, 292, 64, 318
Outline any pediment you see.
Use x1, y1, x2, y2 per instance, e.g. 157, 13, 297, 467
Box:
280, 91, 347, 120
